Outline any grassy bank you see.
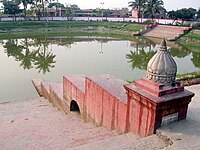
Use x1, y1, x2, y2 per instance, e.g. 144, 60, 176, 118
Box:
0, 21, 145, 40
177, 71, 200, 80
177, 71, 200, 86
178, 29, 200, 52
127, 72, 200, 86
0, 21, 144, 31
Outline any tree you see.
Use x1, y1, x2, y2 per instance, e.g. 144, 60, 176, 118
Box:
35, 0, 52, 17
168, 8, 197, 24
128, 0, 146, 23
34, 44, 56, 74
176, 8, 196, 23
145, 0, 165, 21
18, 38, 37, 70
197, 8, 200, 19
126, 46, 156, 70
31, 0, 50, 20
48, 2, 64, 8
2, 0, 22, 20
21, 0, 34, 17
65, 4, 80, 20
3, 39, 23, 60
168, 10, 178, 24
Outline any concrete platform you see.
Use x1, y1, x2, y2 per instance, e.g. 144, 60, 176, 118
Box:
158, 84, 200, 149
0, 97, 167, 150
0, 84, 199, 149
88, 74, 128, 103
0, 98, 117, 150
64, 75, 86, 93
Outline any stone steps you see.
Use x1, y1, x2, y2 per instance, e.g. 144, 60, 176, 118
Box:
143, 25, 191, 41
0, 98, 118, 149
0, 97, 167, 150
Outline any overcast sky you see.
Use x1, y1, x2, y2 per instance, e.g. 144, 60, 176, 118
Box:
58, 0, 200, 10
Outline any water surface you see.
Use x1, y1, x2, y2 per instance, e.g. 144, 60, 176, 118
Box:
0, 36, 199, 102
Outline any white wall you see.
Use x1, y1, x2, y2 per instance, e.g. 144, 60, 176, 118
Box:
0, 16, 194, 25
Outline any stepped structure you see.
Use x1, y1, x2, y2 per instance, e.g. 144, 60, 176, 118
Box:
33, 39, 194, 137
141, 25, 192, 41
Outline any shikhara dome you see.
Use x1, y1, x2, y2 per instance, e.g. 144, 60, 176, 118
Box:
146, 39, 177, 85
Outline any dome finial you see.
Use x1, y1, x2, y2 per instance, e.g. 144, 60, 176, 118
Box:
159, 38, 167, 51
146, 39, 177, 85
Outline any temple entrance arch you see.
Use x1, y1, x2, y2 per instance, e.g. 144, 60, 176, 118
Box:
70, 100, 80, 112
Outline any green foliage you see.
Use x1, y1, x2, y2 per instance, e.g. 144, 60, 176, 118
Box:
65, 4, 80, 20
126, 47, 156, 70
21, 0, 35, 17
3, 38, 56, 74
193, 23, 200, 27
177, 71, 200, 79
0, 21, 145, 32
48, 2, 64, 8
145, 0, 165, 20
197, 8, 200, 19
143, 19, 154, 24
177, 8, 196, 21
183, 32, 200, 41
128, 0, 146, 22
2, 0, 22, 18
168, 8, 197, 22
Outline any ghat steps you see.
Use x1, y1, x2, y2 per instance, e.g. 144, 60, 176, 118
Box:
0, 98, 167, 149
30, 79, 168, 149
142, 25, 192, 41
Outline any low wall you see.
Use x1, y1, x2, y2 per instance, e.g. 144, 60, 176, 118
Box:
0, 16, 195, 25
85, 77, 128, 133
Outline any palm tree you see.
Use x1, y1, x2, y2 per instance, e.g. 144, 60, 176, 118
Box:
21, 0, 34, 17
3, 39, 23, 60
128, 0, 146, 23
168, 10, 177, 24
19, 48, 37, 70
126, 46, 156, 70
34, 0, 51, 18
34, 43, 56, 74
145, 0, 165, 21
18, 38, 37, 70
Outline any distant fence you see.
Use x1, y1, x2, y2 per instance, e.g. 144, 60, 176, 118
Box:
0, 16, 196, 25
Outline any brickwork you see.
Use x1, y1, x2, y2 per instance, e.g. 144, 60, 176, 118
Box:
124, 79, 194, 137
35, 75, 194, 137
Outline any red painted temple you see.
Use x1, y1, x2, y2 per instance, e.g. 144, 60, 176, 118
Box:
33, 39, 194, 137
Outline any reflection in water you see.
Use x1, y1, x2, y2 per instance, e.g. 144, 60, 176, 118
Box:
34, 44, 56, 74
169, 47, 200, 68
127, 37, 200, 70
169, 48, 190, 58
192, 52, 200, 68
99, 39, 108, 54
3, 38, 56, 74
0, 36, 199, 102
2, 37, 200, 73
126, 42, 156, 70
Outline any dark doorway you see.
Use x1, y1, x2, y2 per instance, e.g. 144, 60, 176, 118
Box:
70, 100, 80, 112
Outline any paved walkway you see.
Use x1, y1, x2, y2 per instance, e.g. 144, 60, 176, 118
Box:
0, 84, 199, 150
159, 84, 200, 150
0, 98, 117, 150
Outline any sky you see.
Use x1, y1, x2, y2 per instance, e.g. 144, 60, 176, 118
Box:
58, 0, 200, 11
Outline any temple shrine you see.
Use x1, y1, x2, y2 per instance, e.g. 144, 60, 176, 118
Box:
33, 39, 194, 137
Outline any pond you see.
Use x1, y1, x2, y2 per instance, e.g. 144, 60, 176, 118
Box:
0, 36, 200, 102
